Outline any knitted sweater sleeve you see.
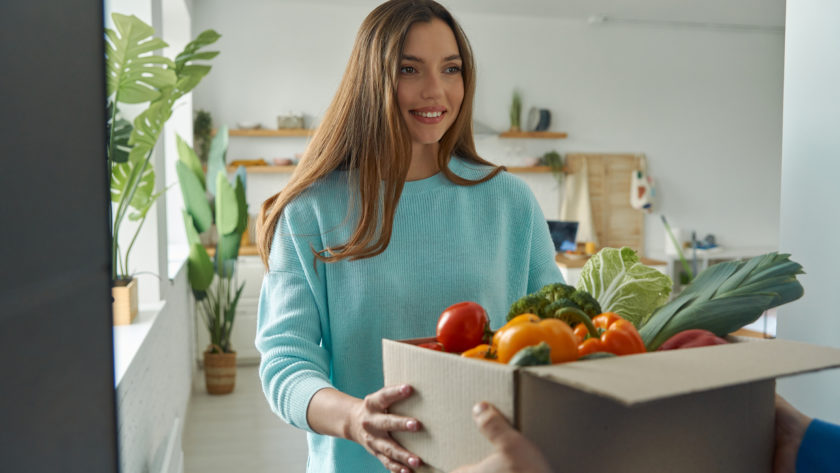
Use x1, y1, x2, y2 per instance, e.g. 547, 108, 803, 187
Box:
256, 206, 333, 433
796, 418, 840, 473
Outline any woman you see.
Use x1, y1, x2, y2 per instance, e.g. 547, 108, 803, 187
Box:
255, 1, 564, 472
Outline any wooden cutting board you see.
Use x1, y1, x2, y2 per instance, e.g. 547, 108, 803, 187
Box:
564, 153, 646, 255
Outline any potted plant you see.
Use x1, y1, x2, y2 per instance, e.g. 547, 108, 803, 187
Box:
193, 109, 214, 165
176, 127, 248, 394
539, 150, 565, 185
105, 13, 220, 324
509, 89, 522, 132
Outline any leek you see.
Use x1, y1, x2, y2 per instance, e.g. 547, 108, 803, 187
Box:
639, 252, 804, 350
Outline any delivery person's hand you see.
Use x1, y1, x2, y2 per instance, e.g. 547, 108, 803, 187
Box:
450, 401, 552, 473
773, 394, 812, 473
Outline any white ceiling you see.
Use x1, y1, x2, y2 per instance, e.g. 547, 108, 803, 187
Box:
296, 0, 786, 28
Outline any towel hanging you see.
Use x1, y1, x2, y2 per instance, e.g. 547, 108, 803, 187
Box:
559, 158, 598, 245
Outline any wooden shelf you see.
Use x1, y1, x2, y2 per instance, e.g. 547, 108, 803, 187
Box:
506, 166, 553, 173
204, 244, 259, 257
499, 131, 568, 139
228, 165, 297, 173
214, 128, 315, 137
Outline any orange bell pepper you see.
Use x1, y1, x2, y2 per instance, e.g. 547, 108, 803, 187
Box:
493, 315, 578, 364
575, 312, 647, 357
461, 343, 496, 361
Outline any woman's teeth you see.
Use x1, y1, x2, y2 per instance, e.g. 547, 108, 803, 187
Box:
412, 111, 443, 118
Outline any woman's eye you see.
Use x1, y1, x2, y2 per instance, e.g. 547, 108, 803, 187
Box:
445, 65, 462, 74
400, 65, 416, 74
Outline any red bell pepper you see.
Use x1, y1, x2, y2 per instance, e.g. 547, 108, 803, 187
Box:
657, 329, 728, 351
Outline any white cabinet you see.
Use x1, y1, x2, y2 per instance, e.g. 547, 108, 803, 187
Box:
232, 256, 265, 363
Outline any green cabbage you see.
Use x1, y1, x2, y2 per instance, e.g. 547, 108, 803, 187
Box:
576, 247, 673, 328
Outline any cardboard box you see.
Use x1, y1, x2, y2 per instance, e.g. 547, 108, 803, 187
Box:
382, 337, 840, 473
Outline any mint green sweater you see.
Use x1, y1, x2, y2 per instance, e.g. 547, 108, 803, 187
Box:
256, 157, 564, 473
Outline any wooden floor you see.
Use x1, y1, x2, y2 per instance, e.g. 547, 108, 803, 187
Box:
183, 364, 309, 473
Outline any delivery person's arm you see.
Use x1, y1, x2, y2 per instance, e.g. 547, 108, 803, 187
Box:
775, 395, 840, 473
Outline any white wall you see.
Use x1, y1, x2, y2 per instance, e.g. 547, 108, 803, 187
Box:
116, 264, 194, 473
192, 0, 784, 256
776, 0, 840, 424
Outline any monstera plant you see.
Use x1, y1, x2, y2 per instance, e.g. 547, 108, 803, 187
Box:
105, 12, 219, 323
176, 127, 247, 394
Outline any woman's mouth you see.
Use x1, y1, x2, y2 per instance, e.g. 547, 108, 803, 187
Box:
410, 109, 446, 124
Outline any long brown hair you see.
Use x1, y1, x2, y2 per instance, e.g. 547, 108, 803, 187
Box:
256, 0, 504, 267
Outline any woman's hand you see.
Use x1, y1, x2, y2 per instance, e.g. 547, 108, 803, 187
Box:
346, 384, 423, 473
451, 402, 552, 473
773, 394, 812, 473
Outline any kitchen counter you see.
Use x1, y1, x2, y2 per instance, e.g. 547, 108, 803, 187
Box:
555, 253, 667, 269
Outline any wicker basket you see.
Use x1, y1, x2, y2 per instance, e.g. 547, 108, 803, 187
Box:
203, 346, 236, 395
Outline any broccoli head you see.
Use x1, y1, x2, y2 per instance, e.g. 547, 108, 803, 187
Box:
542, 298, 587, 326
508, 284, 602, 325
568, 289, 602, 319
507, 292, 549, 321
537, 282, 577, 303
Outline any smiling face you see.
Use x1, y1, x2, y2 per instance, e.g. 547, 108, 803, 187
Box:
397, 18, 464, 152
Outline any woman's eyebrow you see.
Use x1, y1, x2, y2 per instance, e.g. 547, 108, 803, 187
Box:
401, 54, 462, 63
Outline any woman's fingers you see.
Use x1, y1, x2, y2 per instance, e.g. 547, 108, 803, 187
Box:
366, 384, 413, 412
377, 453, 415, 473
371, 436, 421, 470
354, 384, 423, 472
365, 412, 421, 432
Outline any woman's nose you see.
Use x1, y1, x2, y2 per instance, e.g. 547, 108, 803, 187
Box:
420, 73, 444, 100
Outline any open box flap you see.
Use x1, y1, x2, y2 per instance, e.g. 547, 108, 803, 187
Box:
522, 338, 840, 406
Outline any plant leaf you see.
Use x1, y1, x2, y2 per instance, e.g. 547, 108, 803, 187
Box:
233, 169, 248, 234
176, 134, 205, 186
174, 65, 212, 97
188, 242, 214, 291
206, 125, 228, 197
109, 155, 153, 210
215, 171, 238, 235
182, 210, 202, 247
174, 29, 221, 73
107, 102, 133, 164
105, 13, 175, 103
215, 233, 241, 277
127, 186, 166, 222
176, 160, 212, 233
129, 99, 172, 151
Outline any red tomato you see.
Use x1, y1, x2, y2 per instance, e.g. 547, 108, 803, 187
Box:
436, 301, 489, 353
418, 341, 444, 351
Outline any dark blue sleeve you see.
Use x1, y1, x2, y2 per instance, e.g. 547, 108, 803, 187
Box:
796, 418, 840, 472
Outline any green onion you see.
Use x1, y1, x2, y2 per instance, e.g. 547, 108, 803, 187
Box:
639, 252, 804, 350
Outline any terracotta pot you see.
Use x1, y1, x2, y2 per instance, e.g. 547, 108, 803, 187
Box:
112, 278, 138, 326
203, 347, 236, 395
